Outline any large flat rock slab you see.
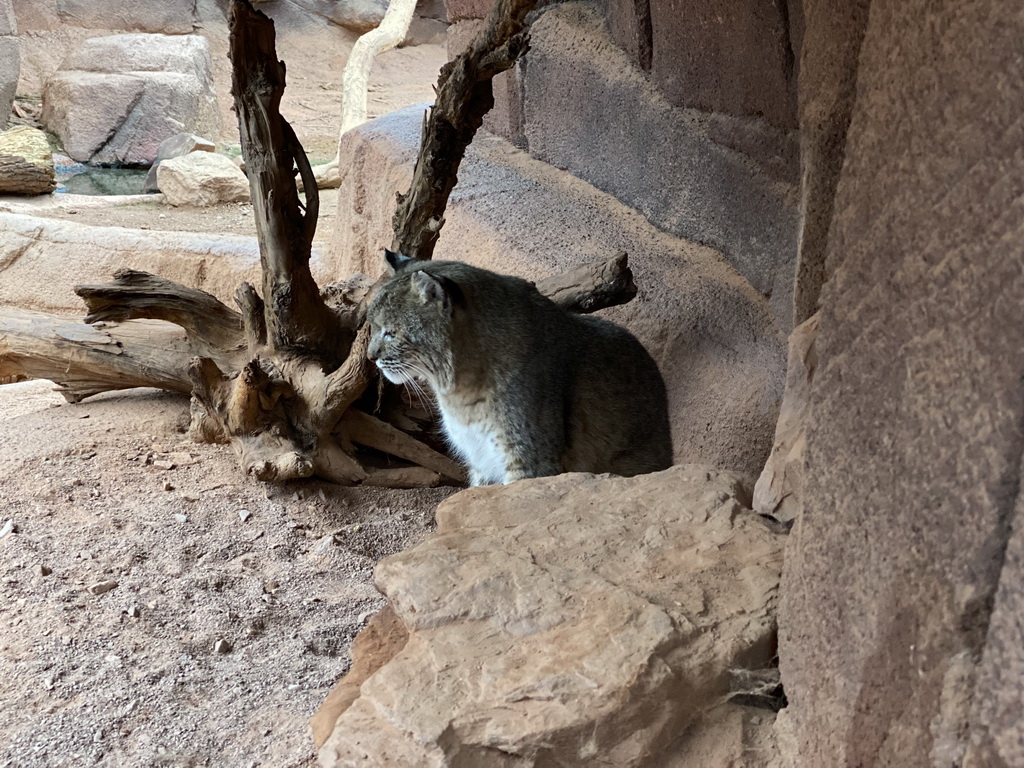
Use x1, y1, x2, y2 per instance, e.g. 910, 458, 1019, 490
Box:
0, 212, 322, 313
318, 466, 785, 766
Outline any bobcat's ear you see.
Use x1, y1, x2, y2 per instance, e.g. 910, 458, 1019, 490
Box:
384, 248, 417, 274
411, 270, 454, 312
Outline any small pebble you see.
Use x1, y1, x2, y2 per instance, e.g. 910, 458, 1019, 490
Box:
88, 580, 118, 595
0, 519, 15, 539
213, 639, 232, 654
153, 460, 175, 470
127, 604, 142, 619
39, 565, 52, 577
173, 514, 188, 524
163, 481, 174, 492
238, 509, 252, 522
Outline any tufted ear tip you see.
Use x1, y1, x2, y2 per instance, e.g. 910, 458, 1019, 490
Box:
384, 248, 417, 274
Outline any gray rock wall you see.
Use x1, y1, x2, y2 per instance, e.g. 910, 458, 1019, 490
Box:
448, 0, 800, 331
12, 0, 197, 33
777, 0, 1024, 763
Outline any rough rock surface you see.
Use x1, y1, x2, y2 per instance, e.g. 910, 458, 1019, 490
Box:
778, 1, 1024, 764
157, 152, 250, 207
0, 125, 55, 195
752, 312, 817, 525
41, 34, 219, 165
649, 0, 797, 130
142, 133, 216, 194
317, 466, 785, 766
0, 212, 270, 313
0, 0, 17, 131
792, 0, 870, 324
11, 0, 196, 33
331, 106, 788, 476
288, 0, 391, 32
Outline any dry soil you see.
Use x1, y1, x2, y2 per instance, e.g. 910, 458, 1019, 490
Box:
1, 19, 455, 768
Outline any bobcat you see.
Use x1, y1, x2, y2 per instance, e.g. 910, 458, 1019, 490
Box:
366, 250, 673, 486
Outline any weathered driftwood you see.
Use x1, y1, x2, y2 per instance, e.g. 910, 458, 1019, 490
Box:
0, 307, 193, 400
0, 0, 639, 488
0, 154, 57, 195
535, 251, 637, 313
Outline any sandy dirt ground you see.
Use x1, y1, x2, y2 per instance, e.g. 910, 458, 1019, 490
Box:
0, 382, 456, 767
1, 16, 456, 768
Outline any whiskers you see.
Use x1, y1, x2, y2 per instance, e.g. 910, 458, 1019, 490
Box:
384, 359, 437, 416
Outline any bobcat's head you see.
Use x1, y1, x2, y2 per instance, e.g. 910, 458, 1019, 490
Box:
366, 249, 458, 392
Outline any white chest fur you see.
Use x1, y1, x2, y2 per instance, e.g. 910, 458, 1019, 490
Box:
437, 397, 507, 486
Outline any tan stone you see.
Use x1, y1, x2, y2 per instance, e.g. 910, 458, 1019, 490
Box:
42, 34, 219, 165
752, 312, 819, 524
157, 152, 250, 207
317, 466, 785, 766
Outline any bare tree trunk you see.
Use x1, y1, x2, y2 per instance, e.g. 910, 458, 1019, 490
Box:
0, 0, 640, 488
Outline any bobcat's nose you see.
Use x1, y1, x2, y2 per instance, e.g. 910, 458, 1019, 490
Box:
367, 338, 381, 362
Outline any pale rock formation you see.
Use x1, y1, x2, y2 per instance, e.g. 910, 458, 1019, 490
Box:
316, 466, 785, 766
157, 152, 250, 207
143, 133, 216, 194
42, 34, 219, 165
752, 312, 818, 525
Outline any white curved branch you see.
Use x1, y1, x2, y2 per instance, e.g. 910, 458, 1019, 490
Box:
311, 0, 418, 189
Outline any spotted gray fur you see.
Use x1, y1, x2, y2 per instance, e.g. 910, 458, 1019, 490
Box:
366, 251, 672, 486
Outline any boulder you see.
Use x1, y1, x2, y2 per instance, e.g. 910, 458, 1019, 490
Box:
316, 466, 785, 765
157, 152, 250, 207
41, 34, 219, 165
287, 0, 391, 32
752, 312, 818, 525
12, 0, 196, 33
0, 125, 54, 195
142, 133, 216, 193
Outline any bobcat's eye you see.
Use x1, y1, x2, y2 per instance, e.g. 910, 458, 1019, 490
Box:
381, 329, 395, 341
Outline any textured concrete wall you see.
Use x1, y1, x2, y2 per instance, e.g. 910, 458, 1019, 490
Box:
449, 1, 800, 330
778, 1, 1024, 763
649, 0, 796, 130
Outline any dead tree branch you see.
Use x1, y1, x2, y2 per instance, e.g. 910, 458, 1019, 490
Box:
390, 0, 537, 258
